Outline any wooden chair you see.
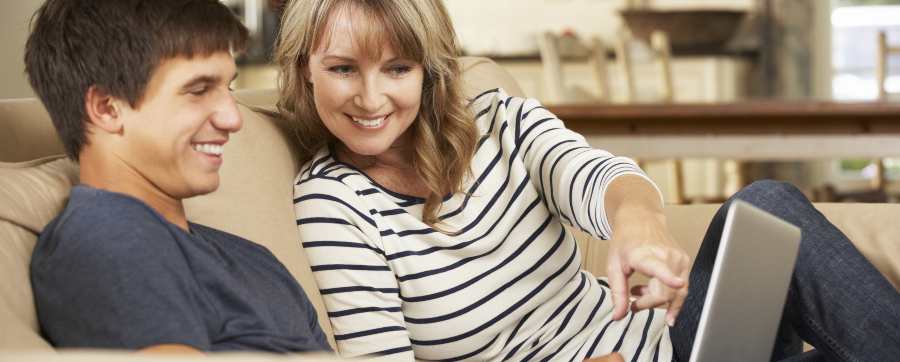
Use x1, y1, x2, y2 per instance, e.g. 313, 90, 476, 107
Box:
536, 32, 610, 104
615, 28, 674, 104
874, 30, 898, 191
536, 28, 673, 104
537, 29, 699, 204
877, 31, 900, 101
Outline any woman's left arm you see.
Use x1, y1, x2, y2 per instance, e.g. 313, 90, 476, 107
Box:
604, 174, 691, 327
483, 91, 691, 325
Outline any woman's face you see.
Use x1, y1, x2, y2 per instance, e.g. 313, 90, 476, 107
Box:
306, 6, 424, 159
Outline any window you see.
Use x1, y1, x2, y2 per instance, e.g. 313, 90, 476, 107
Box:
831, 1, 900, 179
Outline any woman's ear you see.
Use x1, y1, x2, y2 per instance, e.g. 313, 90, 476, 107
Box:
84, 86, 124, 134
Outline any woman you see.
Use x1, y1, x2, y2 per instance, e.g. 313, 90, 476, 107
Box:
275, 0, 900, 360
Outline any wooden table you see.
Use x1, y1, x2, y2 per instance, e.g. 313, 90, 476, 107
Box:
547, 101, 900, 160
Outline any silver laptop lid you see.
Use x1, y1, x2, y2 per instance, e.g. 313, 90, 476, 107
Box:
689, 200, 802, 362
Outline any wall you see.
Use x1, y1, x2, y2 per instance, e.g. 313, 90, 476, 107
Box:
0, 1, 43, 99
443, 0, 755, 56
771, 0, 833, 99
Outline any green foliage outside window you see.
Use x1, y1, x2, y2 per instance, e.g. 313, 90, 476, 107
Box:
840, 159, 873, 171
840, 159, 900, 180
834, 0, 900, 6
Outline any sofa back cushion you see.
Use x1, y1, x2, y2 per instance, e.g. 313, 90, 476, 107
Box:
183, 98, 335, 347
0, 156, 78, 350
0, 99, 66, 163
815, 203, 900, 289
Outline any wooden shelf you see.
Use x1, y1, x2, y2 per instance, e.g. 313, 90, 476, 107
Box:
548, 101, 900, 135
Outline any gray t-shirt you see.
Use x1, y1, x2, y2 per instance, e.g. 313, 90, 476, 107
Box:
31, 185, 331, 352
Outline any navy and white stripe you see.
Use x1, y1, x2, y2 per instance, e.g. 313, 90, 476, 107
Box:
294, 88, 670, 361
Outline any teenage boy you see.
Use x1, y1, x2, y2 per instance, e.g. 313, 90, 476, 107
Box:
25, 0, 330, 354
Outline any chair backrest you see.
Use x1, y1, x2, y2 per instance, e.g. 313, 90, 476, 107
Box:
536, 32, 567, 104
536, 29, 674, 104
537, 32, 610, 103
853, 31, 895, 192
615, 28, 674, 103
876, 30, 900, 101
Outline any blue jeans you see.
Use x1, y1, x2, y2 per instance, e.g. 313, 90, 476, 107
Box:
669, 180, 900, 362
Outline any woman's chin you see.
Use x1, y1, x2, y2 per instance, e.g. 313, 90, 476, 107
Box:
343, 143, 391, 158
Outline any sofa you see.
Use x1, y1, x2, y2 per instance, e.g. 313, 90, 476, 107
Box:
1, 57, 898, 361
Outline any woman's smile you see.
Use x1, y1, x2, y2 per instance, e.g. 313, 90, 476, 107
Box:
348, 113, 391, 129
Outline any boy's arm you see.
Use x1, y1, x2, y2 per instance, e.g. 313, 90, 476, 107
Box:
139, 345, 204, 355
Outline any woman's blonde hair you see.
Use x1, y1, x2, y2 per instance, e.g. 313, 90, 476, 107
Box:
274, 0, 478, 230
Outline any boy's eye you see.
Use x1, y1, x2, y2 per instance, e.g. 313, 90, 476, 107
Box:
188, 86, 209, 96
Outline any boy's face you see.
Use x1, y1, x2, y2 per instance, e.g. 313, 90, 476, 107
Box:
113, 51, 242, 199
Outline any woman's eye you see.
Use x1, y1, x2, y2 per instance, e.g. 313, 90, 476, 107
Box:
388, 65, 412, 76
328, 65, 355, 76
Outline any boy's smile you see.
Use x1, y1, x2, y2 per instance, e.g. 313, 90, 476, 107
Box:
111, 51, 242, 201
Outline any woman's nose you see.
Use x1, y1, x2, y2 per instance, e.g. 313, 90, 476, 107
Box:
353, 76, 387, 112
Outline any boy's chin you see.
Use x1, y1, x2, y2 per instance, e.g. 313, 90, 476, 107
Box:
180, 176, 221, 198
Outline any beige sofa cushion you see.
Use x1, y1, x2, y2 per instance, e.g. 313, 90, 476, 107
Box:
0, 156, 78, 350
183, 100, 335, 348
815, 203, 900, 289
0, 99, 65, 163
459, 57, 525, 98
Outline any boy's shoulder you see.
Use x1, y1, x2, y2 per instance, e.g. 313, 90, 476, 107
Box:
33, 185, 179, 267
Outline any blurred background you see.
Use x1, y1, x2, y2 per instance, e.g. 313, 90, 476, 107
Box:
3, 0, 900, 204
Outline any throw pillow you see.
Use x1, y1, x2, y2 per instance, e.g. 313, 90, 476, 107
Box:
0, 156, 78, 350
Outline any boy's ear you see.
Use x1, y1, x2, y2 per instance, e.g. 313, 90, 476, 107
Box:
84, 86, 124, 134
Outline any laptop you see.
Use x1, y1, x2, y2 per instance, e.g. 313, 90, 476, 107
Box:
689, 200, 802, 362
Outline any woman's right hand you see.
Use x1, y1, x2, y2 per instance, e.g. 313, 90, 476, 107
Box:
584, 352, 625, 362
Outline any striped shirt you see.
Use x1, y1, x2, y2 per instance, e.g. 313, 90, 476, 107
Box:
294, 88, 672, 361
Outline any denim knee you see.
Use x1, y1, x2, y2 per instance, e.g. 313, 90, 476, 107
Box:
731, 180, 807, 206
729, 180, 812, 217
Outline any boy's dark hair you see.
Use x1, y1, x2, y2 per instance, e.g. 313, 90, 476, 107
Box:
24, 0, 249, 160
